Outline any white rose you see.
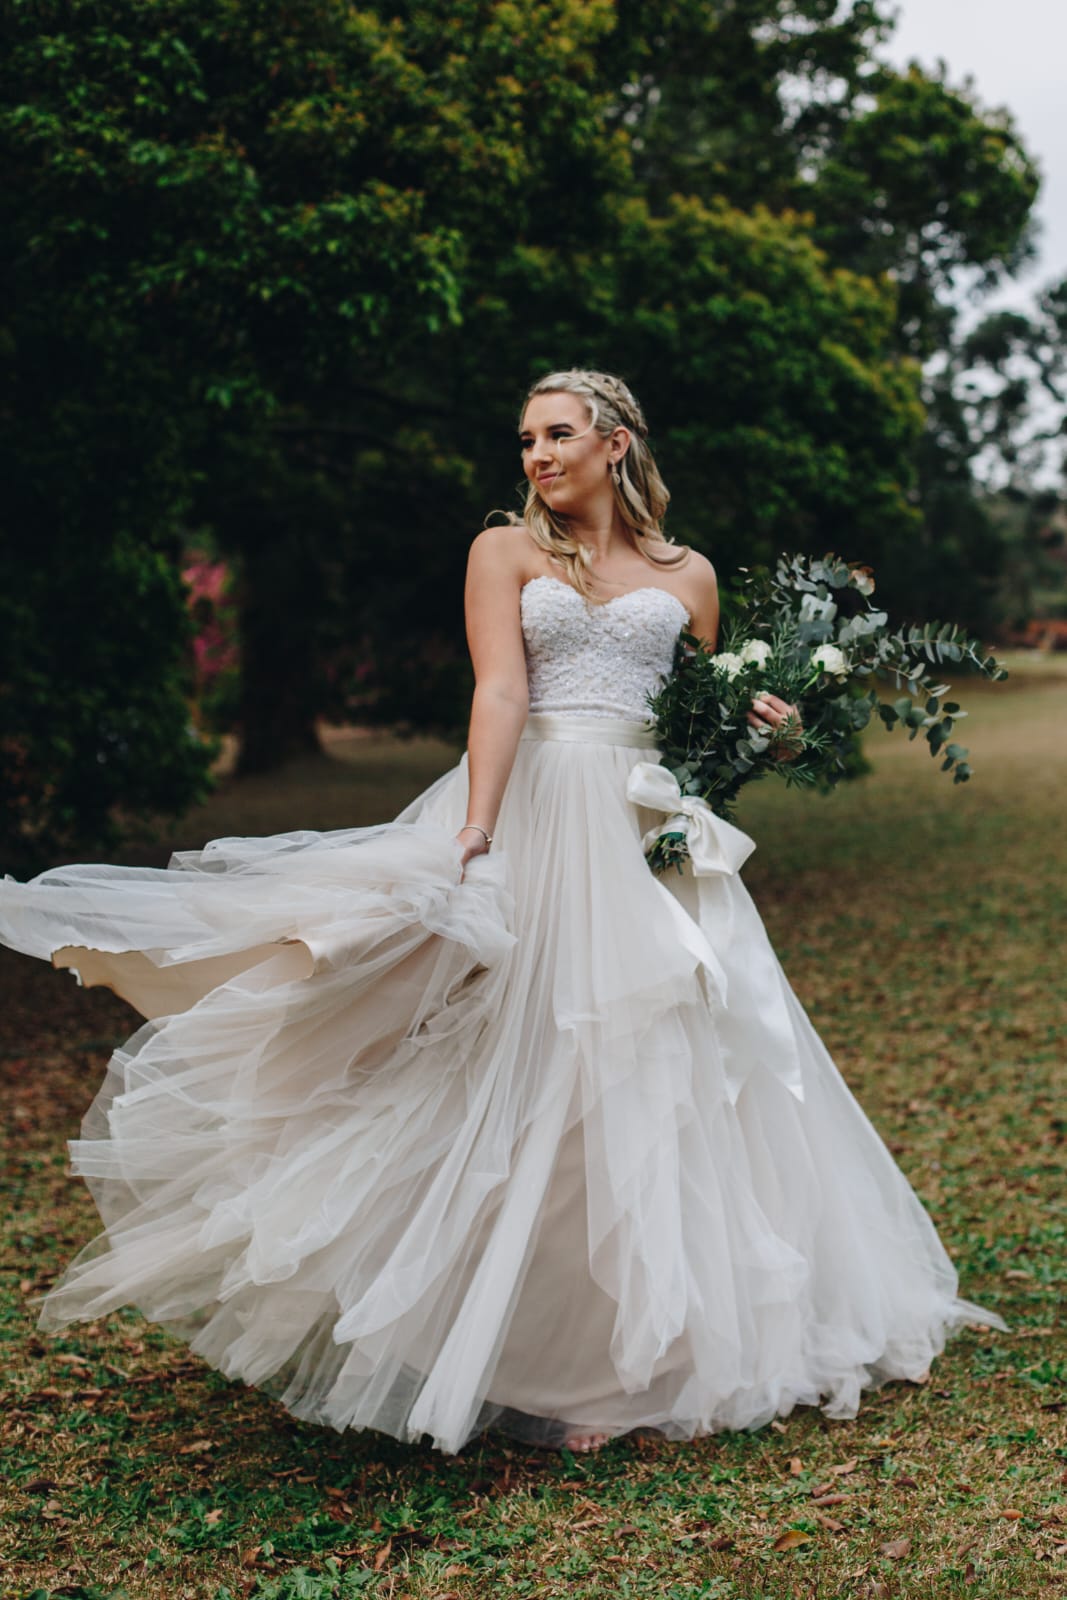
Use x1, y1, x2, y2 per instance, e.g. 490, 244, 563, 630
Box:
799, 593, 838, 624
811, 643, 851, 680
710, 651, 745, 680
740, 638, 772, 667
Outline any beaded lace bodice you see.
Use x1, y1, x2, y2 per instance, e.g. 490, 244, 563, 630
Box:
520, 576, 690, 721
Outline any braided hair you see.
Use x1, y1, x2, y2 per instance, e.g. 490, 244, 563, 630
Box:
503, 368, 687, 600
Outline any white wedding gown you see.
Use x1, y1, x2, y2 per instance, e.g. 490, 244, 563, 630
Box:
0, 576, 1003, 1454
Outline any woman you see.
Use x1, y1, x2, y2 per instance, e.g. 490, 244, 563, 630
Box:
0, 369, 1001, 1457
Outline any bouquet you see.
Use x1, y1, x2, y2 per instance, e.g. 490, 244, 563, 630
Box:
638, 553, 1008, 876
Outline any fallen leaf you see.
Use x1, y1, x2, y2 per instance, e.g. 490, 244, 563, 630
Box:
880, 1537, 910, 1559
204, 1509, 224, 1525
815, 1512, 845, 1533
241, 1547, 261, 1567
812, 1494, 850, 1507
789, 1457, 803, 1476
770, 1421, 788, 1434
179, 1438, 218, 1455
773, 1528, 814, 1551
1001, 1510, 1023, 1521
374, 1539, 393, 1571
830, 1458, 859, 1477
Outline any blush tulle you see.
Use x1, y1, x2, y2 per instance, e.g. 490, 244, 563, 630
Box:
0, 714, 1002, 1453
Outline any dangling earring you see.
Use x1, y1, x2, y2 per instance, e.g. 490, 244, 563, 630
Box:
610, 463, 620, 486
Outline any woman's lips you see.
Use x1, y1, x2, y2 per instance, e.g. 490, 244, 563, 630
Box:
538, 473, 562, 485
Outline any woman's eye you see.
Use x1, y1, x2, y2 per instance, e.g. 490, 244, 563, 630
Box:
519, 431, 572, 450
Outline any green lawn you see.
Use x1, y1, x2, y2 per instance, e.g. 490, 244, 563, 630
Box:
2, 654, 1065, 1600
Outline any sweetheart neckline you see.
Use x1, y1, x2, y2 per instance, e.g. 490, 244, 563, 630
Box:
520, 575, 691, 624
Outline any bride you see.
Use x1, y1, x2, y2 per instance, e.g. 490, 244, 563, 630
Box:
0, 368, 1002, 1457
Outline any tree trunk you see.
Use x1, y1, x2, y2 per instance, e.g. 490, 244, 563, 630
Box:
235, 535, 326, 776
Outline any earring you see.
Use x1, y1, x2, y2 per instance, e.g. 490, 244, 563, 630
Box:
610, 464, 620, 485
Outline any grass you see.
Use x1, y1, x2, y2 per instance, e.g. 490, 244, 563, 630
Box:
1, 652, 1065, 1600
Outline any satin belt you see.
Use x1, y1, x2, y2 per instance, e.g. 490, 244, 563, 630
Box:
519, 711, 661, 748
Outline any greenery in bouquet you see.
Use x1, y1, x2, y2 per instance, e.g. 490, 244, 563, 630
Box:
643, 554, 1008, 875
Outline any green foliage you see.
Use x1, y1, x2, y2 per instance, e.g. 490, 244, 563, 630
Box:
0, 531, 217, 875
644, 553, 1007, 873
1, 0, 1047, 803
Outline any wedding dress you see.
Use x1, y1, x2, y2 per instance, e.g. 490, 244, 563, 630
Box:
0, 574, 1003, 1454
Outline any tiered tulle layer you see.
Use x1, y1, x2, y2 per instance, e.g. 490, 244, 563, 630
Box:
0, 715, 1001, 1453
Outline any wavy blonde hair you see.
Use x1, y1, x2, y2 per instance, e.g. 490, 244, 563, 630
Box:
503, 369, 688, 600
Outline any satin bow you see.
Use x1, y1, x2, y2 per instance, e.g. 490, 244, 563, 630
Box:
624, 762, 755, 877
625, 761, 804, 1104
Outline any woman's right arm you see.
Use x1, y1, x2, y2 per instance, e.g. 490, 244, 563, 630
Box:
455, 527, 529, 869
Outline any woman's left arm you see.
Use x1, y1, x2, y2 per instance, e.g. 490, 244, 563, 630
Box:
685, 553, 720, 651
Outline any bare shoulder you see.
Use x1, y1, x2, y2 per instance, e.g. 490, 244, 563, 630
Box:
679, 547, 718, 593
466, 521, 530, 577
672, 547, 719, 649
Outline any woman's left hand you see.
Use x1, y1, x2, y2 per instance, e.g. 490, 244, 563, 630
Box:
748, 693, 804, 761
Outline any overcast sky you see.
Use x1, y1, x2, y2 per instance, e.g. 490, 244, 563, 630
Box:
882, 0, 1066, 315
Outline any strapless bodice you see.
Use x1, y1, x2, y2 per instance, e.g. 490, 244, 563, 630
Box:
520, 576, 689, 721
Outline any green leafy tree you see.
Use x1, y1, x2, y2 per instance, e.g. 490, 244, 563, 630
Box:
3, 0, 1043, 809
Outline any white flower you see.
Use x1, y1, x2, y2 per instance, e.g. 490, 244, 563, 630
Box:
710, 651, 745, 680
739, 638, 772, 667
811, 643, 851, 680
799, 593, 838, 624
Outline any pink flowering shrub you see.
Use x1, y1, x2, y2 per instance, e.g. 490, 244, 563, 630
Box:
182, 550, 240, 732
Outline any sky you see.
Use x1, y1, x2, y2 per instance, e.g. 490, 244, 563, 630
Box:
882, 0, 1066, 316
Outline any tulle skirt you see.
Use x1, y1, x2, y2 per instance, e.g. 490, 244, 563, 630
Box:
0, 712, 1003, 1454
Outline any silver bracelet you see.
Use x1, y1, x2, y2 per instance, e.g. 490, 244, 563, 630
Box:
458, 823, 493, 846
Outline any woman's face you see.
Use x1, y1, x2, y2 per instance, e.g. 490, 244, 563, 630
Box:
519, 391, 622, 515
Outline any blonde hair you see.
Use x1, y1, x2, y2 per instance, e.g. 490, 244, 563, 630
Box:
504, 368, 688, 599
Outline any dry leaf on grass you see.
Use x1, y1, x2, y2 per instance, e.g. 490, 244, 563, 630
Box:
374, 1538, 393, 1571
879, 1537, 910, 1559
773, 1528, 814, 1551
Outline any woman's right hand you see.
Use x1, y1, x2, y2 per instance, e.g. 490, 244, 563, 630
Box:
455, 826, 491, 881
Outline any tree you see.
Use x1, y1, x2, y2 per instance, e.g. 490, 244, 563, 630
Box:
3, 0, 1043, 810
